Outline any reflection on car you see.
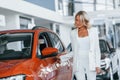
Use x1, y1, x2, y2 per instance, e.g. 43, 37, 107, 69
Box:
0, 26, 73, 80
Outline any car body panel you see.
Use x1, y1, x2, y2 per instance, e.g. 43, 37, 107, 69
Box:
0, 28, 73, 80
97, 39, 119, 79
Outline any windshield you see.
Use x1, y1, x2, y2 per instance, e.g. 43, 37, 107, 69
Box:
0, 33, 33, 60
99, 40, 109, 53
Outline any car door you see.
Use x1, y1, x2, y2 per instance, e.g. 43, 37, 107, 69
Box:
36, 32, 60, 80
46, 32, 73, 80
107, 41, 119, 75
36, 31, 72, 80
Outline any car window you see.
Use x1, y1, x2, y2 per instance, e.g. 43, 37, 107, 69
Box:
99, 40, 109, 53
37, 32, 65, 58
37, 32, 52, 57
47, 32, 65, 53
0, 33, 33, 60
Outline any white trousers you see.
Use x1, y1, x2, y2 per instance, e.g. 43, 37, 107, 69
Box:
74, 51, 96, 80
74, 70, 96, 80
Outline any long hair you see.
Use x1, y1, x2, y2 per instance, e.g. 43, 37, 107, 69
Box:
75, 11, 91, 29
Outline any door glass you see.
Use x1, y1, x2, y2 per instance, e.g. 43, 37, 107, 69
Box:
99, 40, 109, 53
47, 32, 65, 53
37, 32, 50, 57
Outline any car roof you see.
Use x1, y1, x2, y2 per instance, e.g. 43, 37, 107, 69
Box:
0, 27, 50, 34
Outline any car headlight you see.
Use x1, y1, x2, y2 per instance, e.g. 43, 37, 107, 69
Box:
101, 57, 111, 69
104, 58, 111, 69
0, 74, 26, 80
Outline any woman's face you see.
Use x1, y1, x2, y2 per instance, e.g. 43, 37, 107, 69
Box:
75, 15, 83, 28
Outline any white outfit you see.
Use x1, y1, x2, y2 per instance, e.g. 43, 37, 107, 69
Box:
70, 27, 101, 80
75, 36, 96, 80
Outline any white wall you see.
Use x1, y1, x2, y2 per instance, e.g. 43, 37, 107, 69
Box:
6, 14, 20, 30
0, 13, 20, 31
59, 24, 71, 48
0, 15, 6, 27
0, 0, 66, 24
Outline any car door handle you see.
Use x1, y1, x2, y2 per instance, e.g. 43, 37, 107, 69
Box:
55, 62, 60, 68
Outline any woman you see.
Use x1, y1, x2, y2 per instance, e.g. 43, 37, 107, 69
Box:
71, 11, 101, 80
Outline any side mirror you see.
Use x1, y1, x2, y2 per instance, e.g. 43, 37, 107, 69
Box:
42, 47, 58, 58
110, 48, 116, 53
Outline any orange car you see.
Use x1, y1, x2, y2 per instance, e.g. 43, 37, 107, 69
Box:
0, 27, 73, 80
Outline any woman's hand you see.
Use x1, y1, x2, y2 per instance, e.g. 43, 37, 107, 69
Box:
96, 67, 101, 74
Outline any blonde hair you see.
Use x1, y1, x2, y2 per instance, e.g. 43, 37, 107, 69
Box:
75, 11, 91, 29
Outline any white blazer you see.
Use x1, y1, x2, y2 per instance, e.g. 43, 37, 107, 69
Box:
70, 27, 101, 72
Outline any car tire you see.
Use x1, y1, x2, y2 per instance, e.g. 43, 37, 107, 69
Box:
73, 75, 77, 80
109, 65, 114, 80
102, 65, 114, 80
113, 71, 119, 80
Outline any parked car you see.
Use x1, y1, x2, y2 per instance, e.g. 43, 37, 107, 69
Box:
97, 39, 113, 80
97, 39, 119, 80
0, 26, 73, 80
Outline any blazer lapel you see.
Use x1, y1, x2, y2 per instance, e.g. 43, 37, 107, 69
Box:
88, 28, 94, 51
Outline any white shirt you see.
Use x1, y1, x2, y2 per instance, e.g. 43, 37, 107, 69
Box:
77, 36, 90, 51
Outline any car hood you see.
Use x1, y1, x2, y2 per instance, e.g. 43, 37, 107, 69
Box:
0, 59, 27, 75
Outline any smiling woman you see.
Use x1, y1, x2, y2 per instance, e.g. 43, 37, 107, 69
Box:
71, 11, 101, 80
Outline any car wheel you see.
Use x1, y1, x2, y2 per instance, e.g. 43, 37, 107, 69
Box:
109, 65, 114, 80
113, 71, 119, 80
73, 75, 77, 80
102, 65, 114, 80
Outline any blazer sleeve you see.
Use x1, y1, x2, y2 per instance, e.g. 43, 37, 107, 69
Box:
94, 28, 101, 68
70, 29, 78, 72
70, 30, 75, 52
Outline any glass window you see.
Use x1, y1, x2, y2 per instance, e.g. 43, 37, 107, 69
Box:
68, 0, 74, 16
82, 0, 94, 3
58, 0, 63, 10
115, 23, 120, 48
96, 0, 105, 4
0, 33, 33, 60
106, 6, 114, 10
20, 16, 32, 29
106, 21, 115, 48
82, 4, 94, 11
47, 32, 65, 53
99, 40, 109, 53
37, 32, 50, 57
37, 32, 64, 58
96, 4, 106, 10
106, 0, 114, 8
56, 24, 60, 35
107, 0, 113, 4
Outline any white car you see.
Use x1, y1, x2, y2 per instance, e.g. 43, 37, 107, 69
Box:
97, 39, 119, 80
